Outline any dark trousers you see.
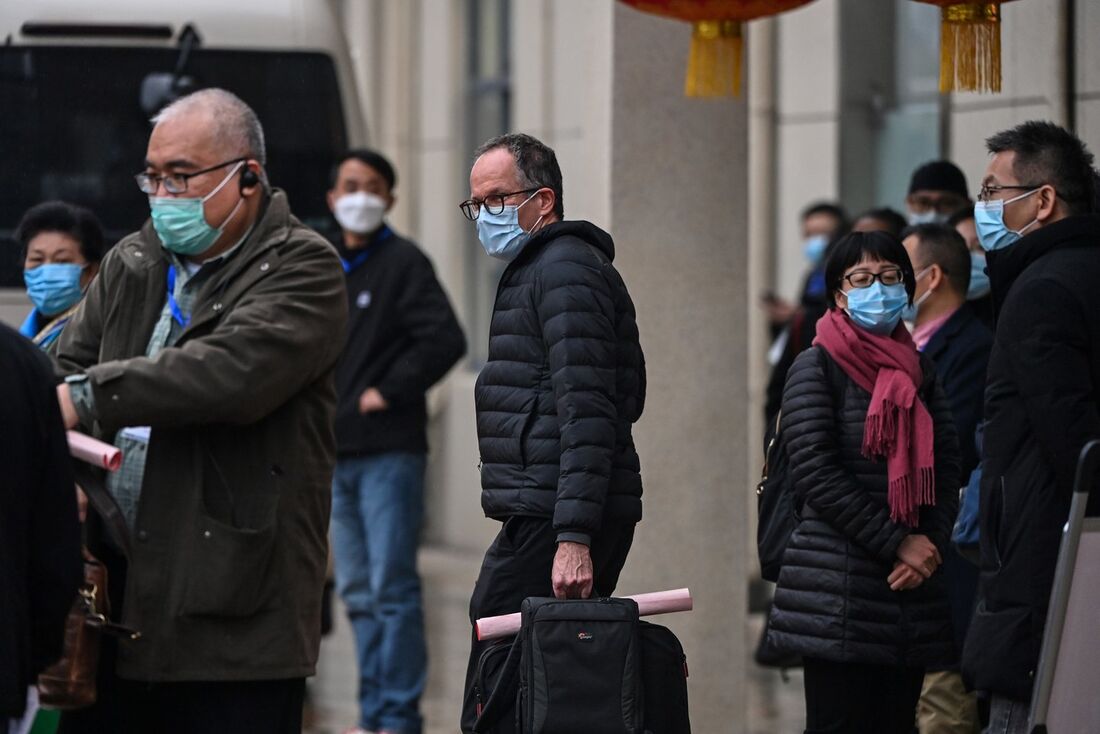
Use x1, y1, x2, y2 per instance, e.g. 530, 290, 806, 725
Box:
459, 517, 635, 733
803, 657, 924, 734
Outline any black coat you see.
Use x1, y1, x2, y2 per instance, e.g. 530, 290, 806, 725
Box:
333, 227, 466, 457
0, 323, 82, 717
923, 305, 994, 478
962, 215, 1100, 701
766, 344, 961, 668
474, 221, 645, 542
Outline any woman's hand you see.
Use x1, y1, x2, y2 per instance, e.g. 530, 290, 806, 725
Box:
896, 534, 942, 579
888, 561, 925, 591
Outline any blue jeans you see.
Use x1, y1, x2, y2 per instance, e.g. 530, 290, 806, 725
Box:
332, 453, 427, 734
983, 695, 1030, 734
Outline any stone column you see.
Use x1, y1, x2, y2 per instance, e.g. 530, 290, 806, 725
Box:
609, 6, 750, 732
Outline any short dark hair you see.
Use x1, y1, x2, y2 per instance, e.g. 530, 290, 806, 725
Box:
475, 133, 565, 219
986, 121, 1096, 215
15, 201, 106, 263
904, 223, 971, 297
824, 230, 916, 310
908, 160, 969, 198
946, 207, 974, 227
330, 149, 397, 191
800, 201, 849, 228
854, 207, 908, 238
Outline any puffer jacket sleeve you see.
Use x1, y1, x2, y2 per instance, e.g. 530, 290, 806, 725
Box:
536, 252, 618, 542
781, 347, 909, 564
917, 363, 961, 554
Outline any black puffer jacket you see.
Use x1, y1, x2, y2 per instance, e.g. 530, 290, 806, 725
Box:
475, 220, 645, 542
766, 345, 961, 667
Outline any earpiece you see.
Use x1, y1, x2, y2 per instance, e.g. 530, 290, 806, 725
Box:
240, 167, 260, 190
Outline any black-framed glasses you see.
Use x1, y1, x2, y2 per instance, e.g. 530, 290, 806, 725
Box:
843, 268, 904, 289
135, 157, 246, 195
459, 188, 538, 221
976, 182, 1043, 203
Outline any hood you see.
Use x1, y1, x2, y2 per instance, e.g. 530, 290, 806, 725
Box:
987, 214, 1100, 317
523, 220, 616, 262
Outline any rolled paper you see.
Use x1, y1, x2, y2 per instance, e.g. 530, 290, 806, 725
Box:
67, 431, 122, 472
476, 587, 693, 641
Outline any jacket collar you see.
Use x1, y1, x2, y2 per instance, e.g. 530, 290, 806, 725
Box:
506, 219, 617, 271
922, 304, 974, 359
987, 214, 1100, 316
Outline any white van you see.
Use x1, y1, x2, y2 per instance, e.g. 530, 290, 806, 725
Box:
0, 0, 366, 322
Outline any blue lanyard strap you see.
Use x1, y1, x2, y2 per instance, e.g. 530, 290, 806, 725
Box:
340, 226, 393, 273
166, 265, 189, 328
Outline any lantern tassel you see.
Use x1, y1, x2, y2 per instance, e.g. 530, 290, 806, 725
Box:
939, 3, 1002, 93
686, 20, 742, 97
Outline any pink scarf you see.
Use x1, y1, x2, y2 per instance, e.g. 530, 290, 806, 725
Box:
813, 309, 935, 527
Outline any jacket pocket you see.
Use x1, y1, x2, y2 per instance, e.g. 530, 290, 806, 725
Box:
961, 601, 1036, 700
517, 402, 538, 468
180, 512, 279, 618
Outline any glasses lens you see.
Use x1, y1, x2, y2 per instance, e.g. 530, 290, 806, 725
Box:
163, 175, 188, 195
848, 272, 873, 288
135, 173, 155, 194
484, 195, 506, 216
460, 201, 478, 220
880, 269, 903, 286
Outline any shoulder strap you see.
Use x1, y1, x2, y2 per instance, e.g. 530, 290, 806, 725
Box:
72, 463, 132, 559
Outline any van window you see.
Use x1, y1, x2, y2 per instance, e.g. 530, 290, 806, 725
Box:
0, 46, 348, 286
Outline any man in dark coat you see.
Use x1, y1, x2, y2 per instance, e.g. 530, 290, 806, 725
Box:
52, 89, 347, 732
457, 133, 645, 733
0, 323, 82, 722
901, 223, 993, 732
327, 148, 466, 734
962, 120, 1100, 732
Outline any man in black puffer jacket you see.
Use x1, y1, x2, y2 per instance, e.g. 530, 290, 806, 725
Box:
961, 121, 1100, 732
458, 133, 645, 733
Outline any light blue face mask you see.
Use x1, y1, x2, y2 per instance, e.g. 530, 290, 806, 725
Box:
803, 234, 829, 265
475, 191, 543, 262
900, 267, 932, 323
24, 263, 85, 316
974, 188, 1040, 252
967, 252, 991, 299
907, 210, 949, 226
149, 161, 245, 256
845, 281, 908, 335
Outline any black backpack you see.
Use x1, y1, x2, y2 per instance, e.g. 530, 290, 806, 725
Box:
756, 347, 846, 582
473, 596, 691, 734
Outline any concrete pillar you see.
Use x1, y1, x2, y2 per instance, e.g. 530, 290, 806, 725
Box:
609, 6, 749, 732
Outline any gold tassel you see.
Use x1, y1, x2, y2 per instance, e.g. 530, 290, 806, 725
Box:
939, 3, 1002, 93
685, 20, 742, 97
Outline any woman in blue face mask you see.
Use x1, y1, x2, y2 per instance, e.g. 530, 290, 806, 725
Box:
16, 201, 107, 350
764, 230, 962, 734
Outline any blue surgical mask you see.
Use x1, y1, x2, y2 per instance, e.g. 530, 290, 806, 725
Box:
974, 188, 1040, 252
803, 234, 829, 265
900, 267, 933, 323
907, 210, 949, 226
24, 263, 86, 316
475, 191, 543, 262
845, 281, 908, 335
149, 161, 245, 256
967, 252, 990, 299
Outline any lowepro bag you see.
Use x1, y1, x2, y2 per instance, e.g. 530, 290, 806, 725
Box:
474, 597, 691, 734
37, 465, 140, 710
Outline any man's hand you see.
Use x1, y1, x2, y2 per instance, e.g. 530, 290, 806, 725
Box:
888, 561, 925, 592
552, 541, 594, 599
896, 534, 942, 579
358, 387, 389, 414
56, 383, 79, 429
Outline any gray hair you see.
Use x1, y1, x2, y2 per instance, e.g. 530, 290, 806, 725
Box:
152, 88, 268, 184
475, 133, 564, 219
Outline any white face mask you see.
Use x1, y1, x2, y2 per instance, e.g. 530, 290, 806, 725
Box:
334, 191, 387, 234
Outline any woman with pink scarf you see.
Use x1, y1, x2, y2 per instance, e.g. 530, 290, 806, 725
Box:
764, 231, 961, 733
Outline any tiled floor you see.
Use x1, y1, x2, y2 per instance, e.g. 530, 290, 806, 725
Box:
304, 546, 804, 733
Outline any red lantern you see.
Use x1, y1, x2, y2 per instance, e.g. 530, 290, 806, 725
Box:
913, 2, 1020, 93
619, 1, 818, 97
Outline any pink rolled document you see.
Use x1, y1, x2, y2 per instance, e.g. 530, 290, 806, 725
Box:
476, 587, 693, 641
67, 431, 122, 472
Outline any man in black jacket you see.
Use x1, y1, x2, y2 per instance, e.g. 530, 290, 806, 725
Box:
1, 323, 82, 722
457, 133, 645, 732
327, 149, 466, 734
961, 121, 1100, 732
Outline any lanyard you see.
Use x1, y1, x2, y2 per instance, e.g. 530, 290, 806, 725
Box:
340, 226, 393, 273
166, 265, 189, 328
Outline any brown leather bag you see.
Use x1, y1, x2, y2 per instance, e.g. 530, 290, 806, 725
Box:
37, 468, 140, 710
